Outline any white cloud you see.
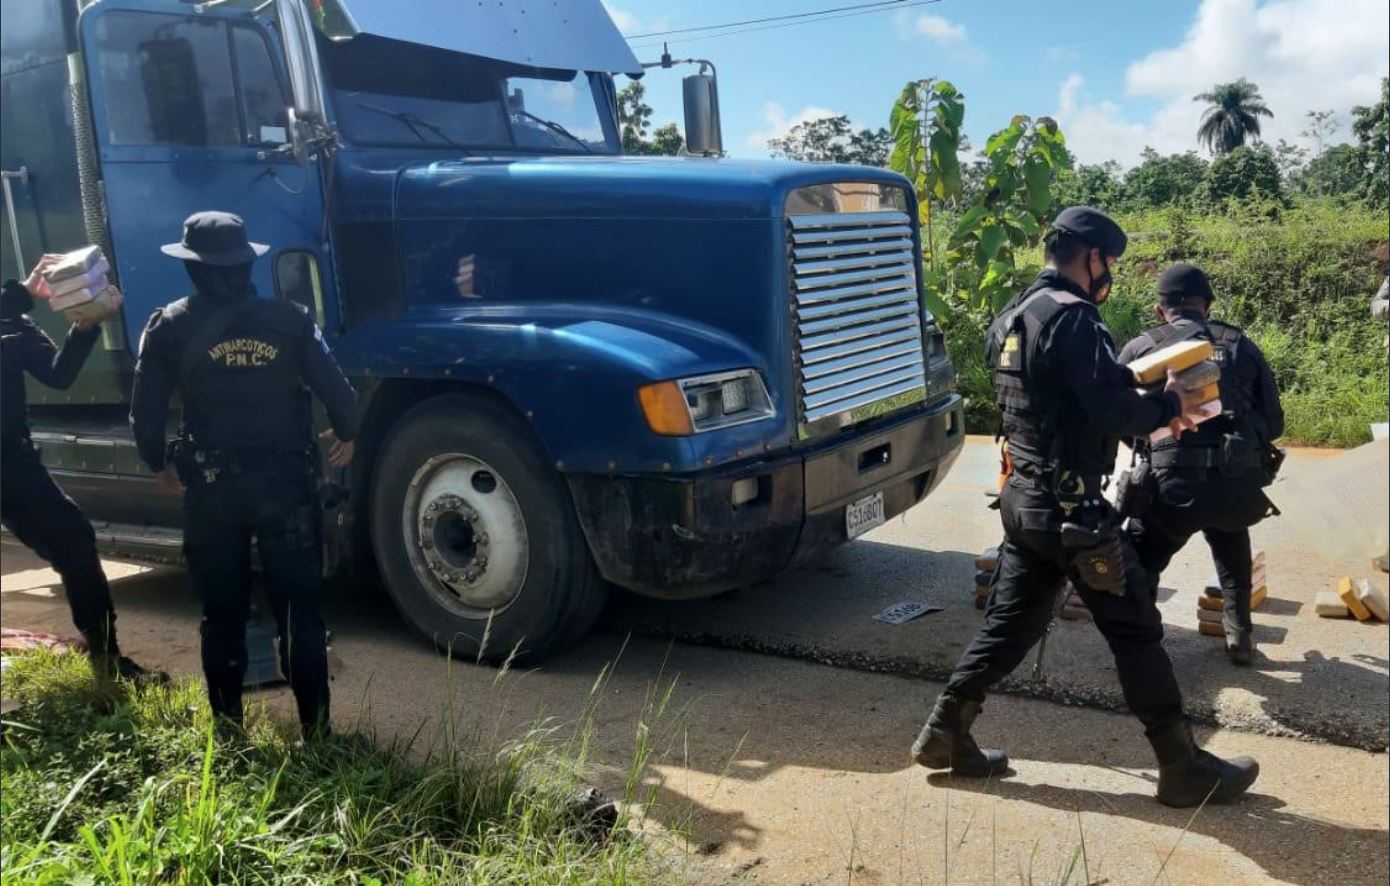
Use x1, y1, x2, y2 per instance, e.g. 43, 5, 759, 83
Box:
914, 14, 966, 44
746, 102, 844, 150
898, 12, 985, 67
602, 1, 641, 36
1055, 0, 1389, 166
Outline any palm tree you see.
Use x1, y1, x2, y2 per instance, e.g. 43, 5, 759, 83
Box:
1194, 79, 1274, 154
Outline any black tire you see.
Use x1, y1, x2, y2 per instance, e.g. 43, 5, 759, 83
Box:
369, 393, 603, 663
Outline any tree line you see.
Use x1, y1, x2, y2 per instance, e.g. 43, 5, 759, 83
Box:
763, 77, 1389, 214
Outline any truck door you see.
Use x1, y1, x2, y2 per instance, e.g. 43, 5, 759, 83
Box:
79, 3, 332, 342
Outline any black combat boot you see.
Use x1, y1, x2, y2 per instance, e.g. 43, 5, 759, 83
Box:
1222, 585, 1254, 666
1148, 720, 1259, 808
911, 693, 1009, 777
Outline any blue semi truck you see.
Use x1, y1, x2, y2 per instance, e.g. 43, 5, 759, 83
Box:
1, 0, 965, 661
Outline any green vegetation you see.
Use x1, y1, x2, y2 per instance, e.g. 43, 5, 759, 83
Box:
767, 114, 891, 166
616, 82, 684, 157
943, 202, 1389, 446
877, 73, 1387, 447
1194, 79, 1274, 155
1, 653, 671, 884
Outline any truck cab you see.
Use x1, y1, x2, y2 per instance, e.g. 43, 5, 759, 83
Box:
1, 0, 965, 662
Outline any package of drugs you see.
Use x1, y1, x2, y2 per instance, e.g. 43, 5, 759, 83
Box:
1337, 577, 1373, 621
1198, 621, 1225, 638
975, 547, 1000, 572
42, 245, 105, 283
1315, 591, 1349, 618
1189, 382, 1221, 406
1198, 584, 1266, 611
1149, 399, 1223, 444
1355, 580, 1388, 621
59, 286, 119, 322
1196, 606, 1223, 624
1174, 359, 1221, 391
47, 259, 109, 298
1129, 339, 1213, 385
48, 282, 105, 312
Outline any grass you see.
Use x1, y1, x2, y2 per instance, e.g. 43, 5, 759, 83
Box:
0, 651, 675, 885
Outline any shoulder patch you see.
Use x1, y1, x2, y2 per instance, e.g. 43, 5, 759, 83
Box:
1047, 290, 1086, 306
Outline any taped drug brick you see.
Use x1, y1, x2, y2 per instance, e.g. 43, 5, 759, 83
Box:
42, 245, 104, 283
1174, 359, 1220, 390
1315, 591, 1349, 618
1198, 621, 1226, 638
1196, 607, 1223, 624
1355, 580, 1388, 622
1129, 339, 1213, 385
1338, 577, 1373, 621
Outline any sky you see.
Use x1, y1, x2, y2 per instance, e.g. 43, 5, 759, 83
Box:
602, 0, 1390, 167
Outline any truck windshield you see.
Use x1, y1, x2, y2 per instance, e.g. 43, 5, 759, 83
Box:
320, 35, 618, 154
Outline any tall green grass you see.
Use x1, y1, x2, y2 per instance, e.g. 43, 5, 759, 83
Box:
0, 652, 677, 885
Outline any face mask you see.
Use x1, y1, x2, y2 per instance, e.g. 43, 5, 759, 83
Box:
1088, 251, 1113, 303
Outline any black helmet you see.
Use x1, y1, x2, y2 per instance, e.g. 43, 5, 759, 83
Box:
1157, 262, 1214, 303
1049, 206, 1127, 258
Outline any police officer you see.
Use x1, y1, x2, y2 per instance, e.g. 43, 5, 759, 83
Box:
2, 257, 159, 681
130, 212, 358, 739
911, 207, 1260, 808
1121, 263, 1284, 665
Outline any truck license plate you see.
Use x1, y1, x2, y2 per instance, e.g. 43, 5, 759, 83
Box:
846, 492, 886, 539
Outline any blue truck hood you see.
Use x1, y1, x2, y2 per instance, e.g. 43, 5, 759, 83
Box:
395, 156, 912, 222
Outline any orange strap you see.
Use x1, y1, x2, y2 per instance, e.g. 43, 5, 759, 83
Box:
997, 440, 1012, 491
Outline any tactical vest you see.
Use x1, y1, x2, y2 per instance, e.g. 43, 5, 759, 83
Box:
1138, 318, 1263, 449
178, 297, 314, 455
988, 283, 1114, 481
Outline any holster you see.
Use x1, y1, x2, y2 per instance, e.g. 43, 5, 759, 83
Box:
1114, 460, 1155, 519
1220, 433, 1265, 480
1060, 511, 1126, 597
1262, 444, 1286, 486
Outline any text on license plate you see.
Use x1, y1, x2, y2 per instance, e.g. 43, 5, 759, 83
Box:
846, 491, 886, 539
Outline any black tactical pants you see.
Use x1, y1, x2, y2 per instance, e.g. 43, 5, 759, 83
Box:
1128, 469, 1271, 632
945, 475, 1186, 735
183, 456, 329, 736
1, 439, 118, 654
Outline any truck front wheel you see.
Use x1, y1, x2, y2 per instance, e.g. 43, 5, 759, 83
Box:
369, 394, 605, 663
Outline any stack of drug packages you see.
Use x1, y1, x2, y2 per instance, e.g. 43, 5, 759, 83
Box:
1126, 339, 1223, 443
1315, 556, 1390, 622
973, 546, 1090, 620
42, 245, 117, 322
1196, 549, 1268, 637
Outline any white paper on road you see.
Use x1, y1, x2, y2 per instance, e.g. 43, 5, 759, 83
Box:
873, 601, 944, 625
1265, 440, 1389, 567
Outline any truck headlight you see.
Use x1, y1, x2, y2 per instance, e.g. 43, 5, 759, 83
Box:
638, 370, 775, 436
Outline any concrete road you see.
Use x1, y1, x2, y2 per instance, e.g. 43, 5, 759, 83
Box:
2, 542, 1386, 885
3, 437, 1388, 882
611, 438, 1390, 751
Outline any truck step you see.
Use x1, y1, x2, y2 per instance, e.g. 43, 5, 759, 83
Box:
90, 522, 185, 566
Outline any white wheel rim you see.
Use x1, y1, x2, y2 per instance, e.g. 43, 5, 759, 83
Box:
402, 453, 529, 615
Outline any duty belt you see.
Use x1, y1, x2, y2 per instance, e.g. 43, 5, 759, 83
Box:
1150, 447, 1220, 470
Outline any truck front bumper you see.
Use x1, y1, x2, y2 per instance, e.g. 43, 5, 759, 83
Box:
567, 394, 965, 599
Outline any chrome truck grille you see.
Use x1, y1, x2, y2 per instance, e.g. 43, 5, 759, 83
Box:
789, 210, 927, 426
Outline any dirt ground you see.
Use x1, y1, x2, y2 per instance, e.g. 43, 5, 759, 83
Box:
3, 541, 1387, 885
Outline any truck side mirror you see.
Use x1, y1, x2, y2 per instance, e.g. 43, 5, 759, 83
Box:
682, 70, 723, 157
275, 0, 327, 126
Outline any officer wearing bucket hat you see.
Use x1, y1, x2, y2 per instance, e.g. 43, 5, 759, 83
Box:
910, 207, 1261, 809
130, 211, 358, 739
1120, 262, 1284, 665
